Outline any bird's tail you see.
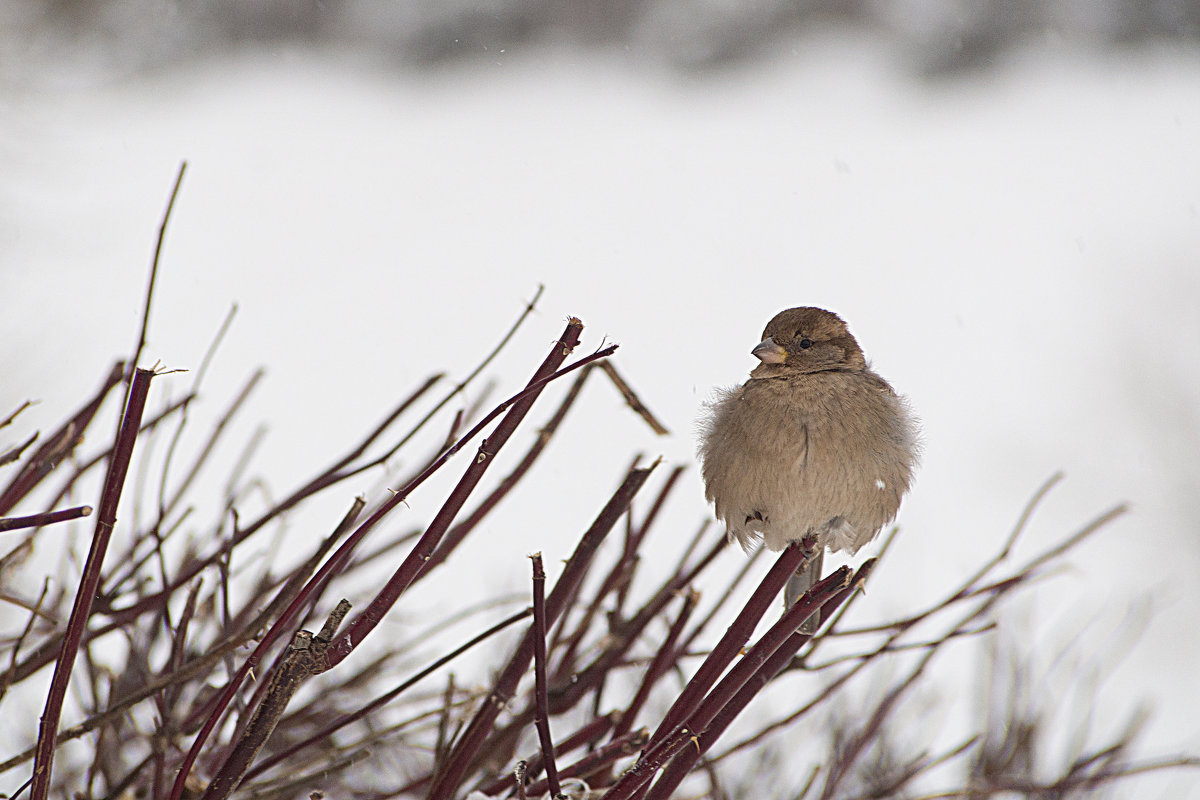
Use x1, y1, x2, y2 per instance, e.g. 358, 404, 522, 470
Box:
784, 548, 824, 635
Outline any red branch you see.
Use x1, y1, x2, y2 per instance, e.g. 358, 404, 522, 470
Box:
530, 552, 562, 798
29, 367, 154, 800
0, 505, 93, 533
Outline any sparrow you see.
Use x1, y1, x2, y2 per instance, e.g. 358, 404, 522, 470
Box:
698, 307, 919, 632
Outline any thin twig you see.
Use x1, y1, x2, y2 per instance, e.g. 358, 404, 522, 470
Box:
0, 400, 35, 430
598, 361, 669, 435
0, 505, 93, 533
155, 308, 245, 525
552, 465, 686, 686
123, 161, 185, 390
0, 361, 124, 516
530, 552, 563, 799
419, 360, 594, 579
0, 431, 38, 468
478, 714, 620, 796
617, 588, 700, 742
524, 729, 651, 797
0, 578, 51, 702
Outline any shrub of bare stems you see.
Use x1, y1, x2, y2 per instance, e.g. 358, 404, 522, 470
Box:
2, 169, 1196, 800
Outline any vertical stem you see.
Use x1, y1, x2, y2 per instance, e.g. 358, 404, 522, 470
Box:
530, 553, 562, 799
30, 368, 154, 800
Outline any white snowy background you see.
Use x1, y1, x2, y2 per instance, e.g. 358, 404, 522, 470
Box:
2, 14, 1199, 798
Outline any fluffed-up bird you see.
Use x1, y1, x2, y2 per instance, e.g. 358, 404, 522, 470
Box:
699, 307, 919, 632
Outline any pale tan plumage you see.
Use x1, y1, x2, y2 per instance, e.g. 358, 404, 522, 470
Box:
698, 307, 918, 629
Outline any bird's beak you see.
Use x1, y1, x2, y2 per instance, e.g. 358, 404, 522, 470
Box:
751, 337, 788, 364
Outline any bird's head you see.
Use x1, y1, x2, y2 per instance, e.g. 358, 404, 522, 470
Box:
751, 307, 867, 375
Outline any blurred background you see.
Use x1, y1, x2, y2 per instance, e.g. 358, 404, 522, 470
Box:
2, 0, 1199, 796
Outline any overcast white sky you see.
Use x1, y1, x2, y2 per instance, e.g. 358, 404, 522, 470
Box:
3, 31, 1199, 796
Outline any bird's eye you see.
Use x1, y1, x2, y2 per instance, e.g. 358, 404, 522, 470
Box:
798, 338, 813, 349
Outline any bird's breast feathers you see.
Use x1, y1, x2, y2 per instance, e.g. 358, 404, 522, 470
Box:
699, 371, 916, 553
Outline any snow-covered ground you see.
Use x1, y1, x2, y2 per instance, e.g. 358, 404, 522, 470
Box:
3, 31, 1199, 795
